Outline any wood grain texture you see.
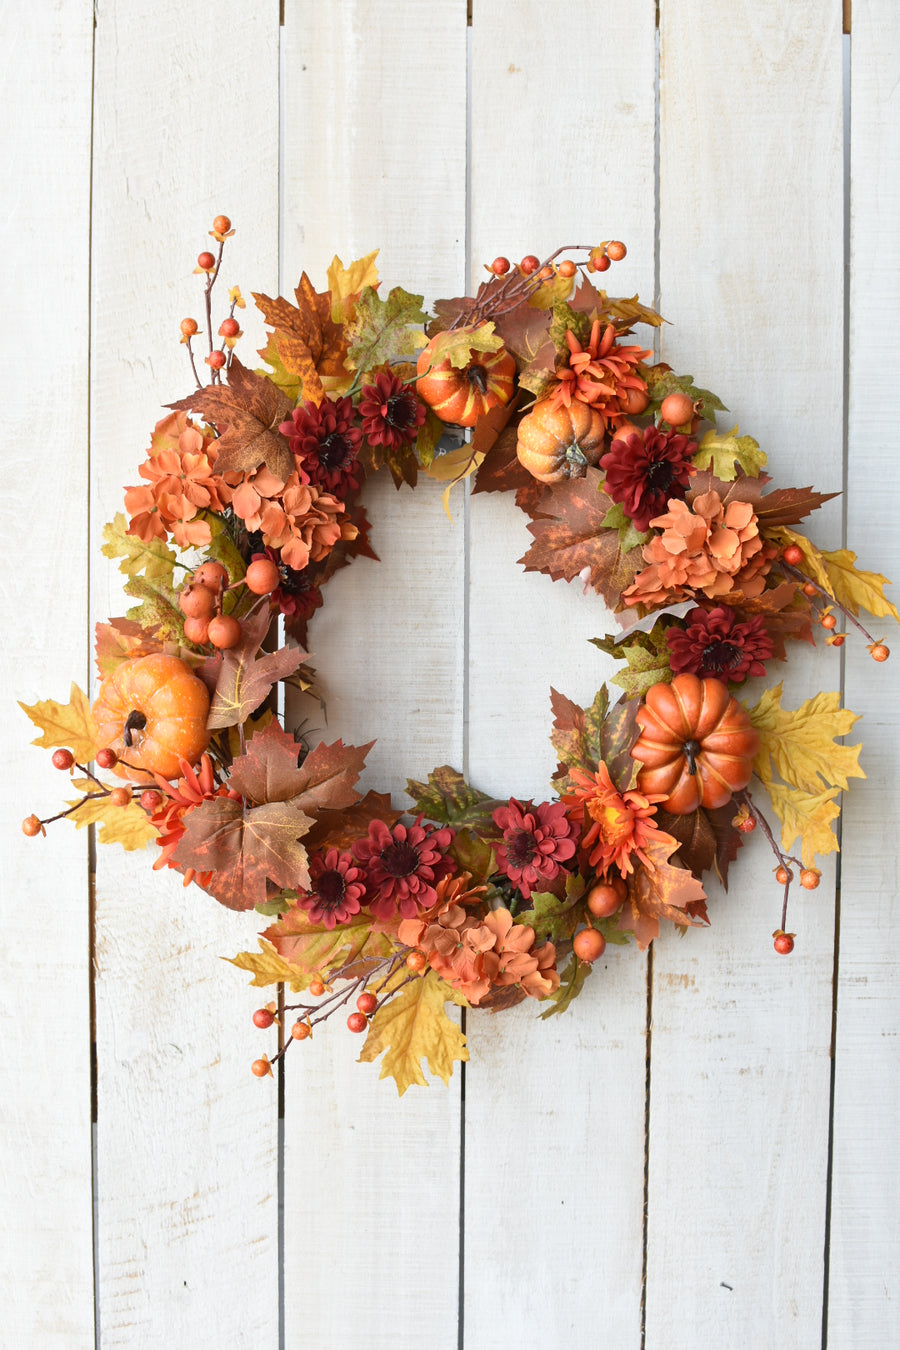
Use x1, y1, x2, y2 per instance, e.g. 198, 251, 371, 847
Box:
464, 4, 657, 1345
89, 3, 281, 1345
280, 5, 468, 1346
828, 6, 900, 1343
646, 4, 844, 1346
0, 4, 95, 1345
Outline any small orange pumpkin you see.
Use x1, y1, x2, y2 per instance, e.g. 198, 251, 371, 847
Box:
516, 399, 606, 482
92, 653, 211, 782
416, 340, 516, 427
630, 673, 758, 814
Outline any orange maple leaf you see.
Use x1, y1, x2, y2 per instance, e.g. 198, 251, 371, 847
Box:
254, 273, 350, 405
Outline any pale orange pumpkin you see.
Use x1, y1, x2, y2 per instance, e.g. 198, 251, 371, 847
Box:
416, 340, 516, 426
92, 654, 211, 782
630, 673, 758, 813
516, 399, 606, 482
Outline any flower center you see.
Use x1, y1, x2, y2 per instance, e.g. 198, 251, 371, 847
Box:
644, 459, 676, 491
382, 393, 416, 429
505, 828, 537, 869
314, 869, 347, 911
380, 840, 420, 878
701, 639, 743, 673
318, 432, 354, 470
587, 799, 633, 847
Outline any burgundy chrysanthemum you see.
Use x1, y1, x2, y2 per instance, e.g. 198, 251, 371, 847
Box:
279, 396, 363, 495
250, 548, 324, 623
492, 798, 579, 899
294, 849, 367, 929
599, 426, 697, 532
665, 605, 774, 682
352, 817, 456, 921
358, 371, 427, 449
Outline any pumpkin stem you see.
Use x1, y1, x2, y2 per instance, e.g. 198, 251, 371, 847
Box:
683, 738, 701, 775
123, 709, 147, 748
566, 441, 589, 468
467, 363, 488, 394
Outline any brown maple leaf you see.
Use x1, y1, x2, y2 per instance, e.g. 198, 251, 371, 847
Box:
254, 273, 349, 404
687, 471, 839, 528
207, 603, 309, 730
617, 835, 709, 950
225, 722, 371, 813
654, 803, 742, 888
519, 468, 644, 609
167, 358, 295, 479
302, 789, 403, 854
173, 795, 314, 910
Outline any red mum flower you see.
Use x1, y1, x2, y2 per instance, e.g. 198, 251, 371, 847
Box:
358, 370, 427, 449
492, 798, 579, 899
666, 605, 774, 682
352, 817, 456, 921
279, 396, 362, 495
295, 848, 366, 929
600, 426, 697, 533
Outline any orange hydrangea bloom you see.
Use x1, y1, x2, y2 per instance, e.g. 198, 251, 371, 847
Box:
623, 490, 777, 609
230, 469, 358, 571
124, 417, 233, 548
561, 762, 672, 878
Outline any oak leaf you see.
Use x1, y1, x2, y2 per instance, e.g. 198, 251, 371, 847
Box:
515, 888, 582, 944
20, 684, 99, 763
617, 835, 708, 950
167, 358, 295, 479
358, 970, 469, 1094
207, 603, 309, 730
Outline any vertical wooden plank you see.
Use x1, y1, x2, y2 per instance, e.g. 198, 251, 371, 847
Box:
647, 3, 844, 1346
90, 3, 281, 1344
1, 4, 95, 1345
280, 4, 467, 1346
465, 4, 657, 1345
828, 7, 900, 1342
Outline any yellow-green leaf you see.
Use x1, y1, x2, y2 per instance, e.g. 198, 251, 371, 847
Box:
749, 682, 864, 793
228, 938, 311, 991
692, 426, 767, 481
101, 512, 177, 582
819, 548, 900, 625
327, 249, 380, 322
424, 322, 503, 370
256, 333, 302, 401
765, 527, 832, 594
20, 684, 99, 763
763, 781, 842, 868
358, 970, 468, 1094
527, 271, 576, 310
65, 783, 158, 851
262, 908, 392, 987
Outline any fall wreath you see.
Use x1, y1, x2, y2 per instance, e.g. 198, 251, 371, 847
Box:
21, 219, 898, 1093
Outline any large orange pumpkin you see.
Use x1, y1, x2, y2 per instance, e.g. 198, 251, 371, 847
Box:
92, 654, 211, 782
516, 399, 606, 482
630, 673, 758, 813
416, 339, 516, 427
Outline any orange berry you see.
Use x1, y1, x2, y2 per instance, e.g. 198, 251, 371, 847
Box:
253, 1008, 275, 1029
799, 868, 821, 890
182, 615, 211, 646
828, 634, 846, 647
180, 317, 199, 337
538, 266, 554, 280
406, 951, 427, 971
179, 583, 217, 620
95, 747, 118, 769
802, 582, 818, 597
586, 883, 623, 918
820, 613, 837, 630
558, 259, 577, 278
197, 251, 215, 271
206, 349, 227, 370
291, 1021, 311, 1041
736, 814, 756, 834
140, 789, 163, 812
251, 1058, 271, 1077
109, 787, 132, 808
309, 980, 326, 997
606, 240, 627, 261
356, 992, 378, 1015
490, 256, 510, 275
520, 254, 540, 275
207, 614, 242, 649
774, 932, 795, 955
660, 392, 694, 427
775, 866, 792, 885
219, 316, 240, 338
52, 748, 75, 770
193, 561, 229, 592
869, 643, 890, 662
244, 558, 281, 595
22, 815, 42, 837
594, 254, 611, 272
782, 544, 804, 567
212, 215, 232, 235
573, 928, 606, 963
347, 1012, 368, 1033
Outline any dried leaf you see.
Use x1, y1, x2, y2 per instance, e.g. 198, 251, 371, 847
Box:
207, 603, 309, 730
617, 835, 708, 950
263, 908, 392, 983
173, 794, 314, 910
228, 722, 371, 812
65, 780, 158, 850
654, 803, 742, 887
358, 970, 468, 1094
167, 358, 295, 479
254, 272, 350, 402
303, 789, 403, 854
327, 249, 380, 322
423, 322, 504, 369
405, 766, 501, 829
539, 952, 591, 1018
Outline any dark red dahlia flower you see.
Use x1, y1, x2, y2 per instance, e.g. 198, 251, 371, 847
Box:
358, 371, 427, 449
295, 848, 367, 929
665, 605, 774, 682
352, 817, 456, 921
599, 426, 697, 532
492, 798, 579, 899
279, 396, 363, 495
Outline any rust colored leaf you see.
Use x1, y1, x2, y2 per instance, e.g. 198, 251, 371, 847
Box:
167, 357, 295, 479
617, 835, 708, 950
303, 789, 403, 854
208, 603, 309, 730
687, 471, 838, 527
655, 803, 743, 888
254, 272, 349, 403
173, 795, 314, 910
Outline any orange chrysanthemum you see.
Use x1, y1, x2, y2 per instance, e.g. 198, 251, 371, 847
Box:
561, 762, 671, 878
623, 490, 777, 609
548, 320, 652, 427
124, 416, 233, 548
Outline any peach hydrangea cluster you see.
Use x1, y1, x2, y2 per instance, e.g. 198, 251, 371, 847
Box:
124, 416, 232, 548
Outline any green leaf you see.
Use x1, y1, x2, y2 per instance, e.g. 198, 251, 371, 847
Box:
421, 322, 503, 370
102, 512, 177, 583
405, 766, 501, 829
344, 285, 428, 374
599, 500, 652, 555
256, 332, 302, 401
415, 409, 445, 469
515, 890, 582, 943
590, 623, 674, 701
539, 952, 591, 1018
582, 687, 610, 769
643, 366, 726, 420
692, 426, 767, 481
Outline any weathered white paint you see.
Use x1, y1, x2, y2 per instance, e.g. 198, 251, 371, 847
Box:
89, 3, 281, 1345
1, 4, 95, 1347
646, 4, 844, 1346
280, 4, 468, 1347
828, 3, 900, 1343
4, 1, 900, 1346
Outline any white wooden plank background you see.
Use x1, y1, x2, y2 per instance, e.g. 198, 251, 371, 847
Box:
3, 1, 899, 1346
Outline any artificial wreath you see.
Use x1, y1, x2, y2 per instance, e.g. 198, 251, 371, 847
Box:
21, 218, 898, 1093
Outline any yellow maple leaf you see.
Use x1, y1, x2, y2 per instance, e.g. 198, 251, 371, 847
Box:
65, 782, 158, 851
820, 548, 900, 624
526, 271, 576, 310
358, 970, 468, 1095
749, 683, 864, 793
20, 684, 99, 763
692, 426, 767, 481
228, 938, 310, 991
101, 512, 177, 582
763, 781, 842, 867
766, 526, 832, 594
327, 249, 380, 323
